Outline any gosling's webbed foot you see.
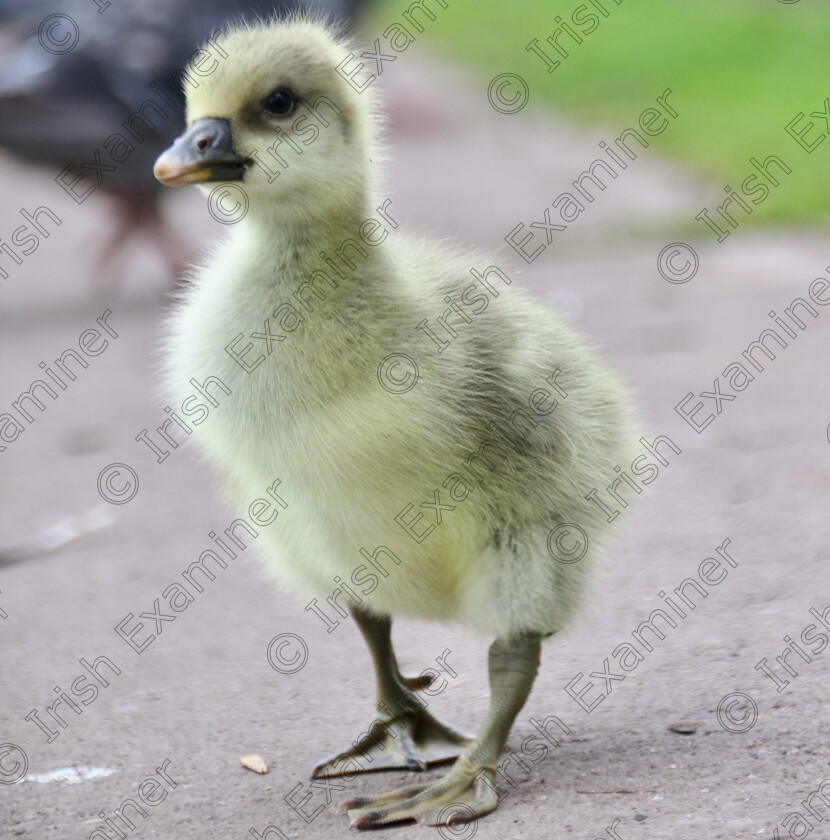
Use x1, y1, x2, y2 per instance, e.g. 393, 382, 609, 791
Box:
340, 765, 499, 828
311, 704, 471, 779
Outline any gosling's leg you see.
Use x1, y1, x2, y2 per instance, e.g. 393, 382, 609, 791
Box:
311, 607, 471, 779
340, 632, 542, 828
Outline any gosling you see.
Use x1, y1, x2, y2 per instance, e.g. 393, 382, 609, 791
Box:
155, 17, 635, 829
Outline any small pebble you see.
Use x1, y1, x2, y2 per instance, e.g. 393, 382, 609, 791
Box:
669, 722, 698, 735
240, 754, 269, 774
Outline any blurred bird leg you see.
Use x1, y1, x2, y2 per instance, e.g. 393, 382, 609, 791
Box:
90, 188, 193, 300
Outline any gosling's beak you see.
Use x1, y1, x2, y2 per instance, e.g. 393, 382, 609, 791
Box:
153, 118, 249, 186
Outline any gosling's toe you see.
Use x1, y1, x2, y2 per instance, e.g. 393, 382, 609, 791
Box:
342, 765, 499, 828
312, 706, 471, 779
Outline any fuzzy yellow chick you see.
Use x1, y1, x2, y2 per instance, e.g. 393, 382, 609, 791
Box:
155, 16, 635, 829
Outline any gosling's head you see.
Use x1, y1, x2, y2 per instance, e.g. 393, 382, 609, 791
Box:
153, 18, 380, 222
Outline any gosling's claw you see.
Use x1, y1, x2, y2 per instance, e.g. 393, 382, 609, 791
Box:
350, 810, 386, 829
337, 797, 366, 812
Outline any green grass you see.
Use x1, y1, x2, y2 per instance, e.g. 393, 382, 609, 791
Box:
362, 0, 830, 227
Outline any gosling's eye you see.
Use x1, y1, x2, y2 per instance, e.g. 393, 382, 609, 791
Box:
263, 89, 295, 116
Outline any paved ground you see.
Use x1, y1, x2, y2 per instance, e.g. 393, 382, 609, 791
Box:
1, 48, 829, 840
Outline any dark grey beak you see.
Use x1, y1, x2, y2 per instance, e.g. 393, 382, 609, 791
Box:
153, 118, 249, 186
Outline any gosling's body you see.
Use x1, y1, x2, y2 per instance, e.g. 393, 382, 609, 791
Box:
157, 17, 635, 828
165, 219, 631, 637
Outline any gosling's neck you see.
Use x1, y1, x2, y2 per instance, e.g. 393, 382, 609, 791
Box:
229, 193, 393, 304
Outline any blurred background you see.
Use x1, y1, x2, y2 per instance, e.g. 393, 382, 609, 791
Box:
1, 2, 828, 839
367, 0, 830, 226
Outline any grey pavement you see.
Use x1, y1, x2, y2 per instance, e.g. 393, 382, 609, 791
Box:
1, 53, 829, 840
